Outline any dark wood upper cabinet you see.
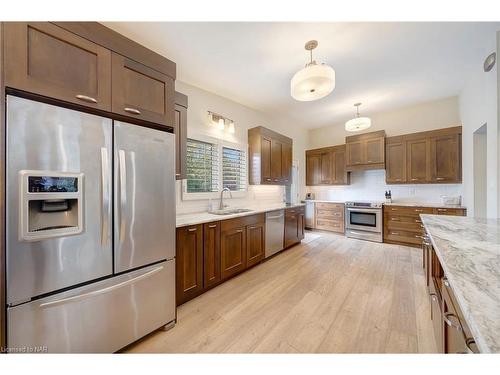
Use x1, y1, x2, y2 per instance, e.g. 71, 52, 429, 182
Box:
320, 151, 333, 184
174, 92, 188, 180
203, 222, 221, 288
385, 137, 406, 183
406, 138, 429, 183
306, 145, 349, 186
112, 53, 175, 127
176, 225, 203, 305
4, 22, 112, 111
281, 142, 292, 184
246, 222, 265, 268
430, 133, 461, 183
306, 153, 321, 186
271, 139, 283, 183
248, 126, 293, 185
345, 130, 386, 171
386, 127, 462, 184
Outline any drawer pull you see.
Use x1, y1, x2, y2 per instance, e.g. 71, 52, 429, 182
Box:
391, 232, 400, 235
443, 312, 462, 331
415, 219, 422, 223
430, 293, 437, 302
443, 278, 450, 288
411, 178, 419, 181
235, 229, 243, 233
76, 94, 97, 103
188, 228, 197, 232
414, 209, 424, 212
391, 218, 400, 221
415, 235, 423, 239
208, 224, 217, 228
265, 178, 271, 181
437, 208, 447, 212
436, 177, 445, 181
124, 107, 142, 115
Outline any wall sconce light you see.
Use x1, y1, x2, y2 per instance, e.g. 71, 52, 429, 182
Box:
208, 111, 235, 133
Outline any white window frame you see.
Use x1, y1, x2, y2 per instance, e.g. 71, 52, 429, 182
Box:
182, 134, 248, 201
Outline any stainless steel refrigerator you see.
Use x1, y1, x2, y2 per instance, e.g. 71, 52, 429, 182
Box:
5, 95, 176, 353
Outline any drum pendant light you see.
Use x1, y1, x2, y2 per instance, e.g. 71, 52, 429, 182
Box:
291, 40, 335, 102
345, 103, 372, 132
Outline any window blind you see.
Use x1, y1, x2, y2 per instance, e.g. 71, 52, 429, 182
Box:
186, 138, 219, 193
222, 146, 247, 191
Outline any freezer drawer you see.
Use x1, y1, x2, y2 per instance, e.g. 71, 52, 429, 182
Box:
7, 260, 175, 353
114, 121, 176, 273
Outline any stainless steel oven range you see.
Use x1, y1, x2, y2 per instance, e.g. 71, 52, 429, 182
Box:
345, 201, 383, 243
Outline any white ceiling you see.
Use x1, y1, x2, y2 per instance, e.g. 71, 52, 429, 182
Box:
103, 22, 500, 129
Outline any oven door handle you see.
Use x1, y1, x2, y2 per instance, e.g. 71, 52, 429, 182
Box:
346, 207, 381, 214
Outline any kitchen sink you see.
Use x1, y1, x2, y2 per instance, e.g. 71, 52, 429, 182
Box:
208, 208, 254, 215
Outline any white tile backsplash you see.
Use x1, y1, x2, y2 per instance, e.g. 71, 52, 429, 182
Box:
306, 170, 463, 204
176, 181, 285, 215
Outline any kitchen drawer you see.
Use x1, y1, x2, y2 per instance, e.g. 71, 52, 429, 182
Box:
385, 214, 424, 224
315, 202, 344, 210
285, 206, 304, 217
221, 213, 265, 231
385, 205, 433, 215
316, 208, 344, 220
433, 207, 466, 216
386, 219, 424, 233
385, 229, 424, 245
315, 218, 344, 233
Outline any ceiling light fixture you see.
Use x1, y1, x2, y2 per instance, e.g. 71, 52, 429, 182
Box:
291, 40, 335, 102
345, 103, 371, 132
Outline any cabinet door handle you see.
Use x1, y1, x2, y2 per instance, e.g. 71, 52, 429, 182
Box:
76, 94, 97, 103
208, 224, 217, 228
235, 229, 243, 233
188, 227, 197, 232
124, 107, 142, 115
443, 312, 462, 331
175, 173, 181, 177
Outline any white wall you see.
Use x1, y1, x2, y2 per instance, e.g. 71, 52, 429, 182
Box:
459, 33, 498, 218
308, 96, 460, 148
175, 81, 309, 214
306, 97, 464, 205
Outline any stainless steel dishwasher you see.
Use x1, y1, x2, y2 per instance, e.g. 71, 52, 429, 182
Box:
265, 209, 284, 258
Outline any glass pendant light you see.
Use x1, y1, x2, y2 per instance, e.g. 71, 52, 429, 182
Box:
345, 103, 371, 132
291, 40, 335, 102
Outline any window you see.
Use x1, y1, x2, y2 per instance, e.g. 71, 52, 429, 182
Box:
186, 138, 219, 193
183, 136, 247, 200
222, 146, 246, 191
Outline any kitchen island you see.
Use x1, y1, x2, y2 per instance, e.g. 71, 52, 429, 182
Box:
421, 214, 500, 353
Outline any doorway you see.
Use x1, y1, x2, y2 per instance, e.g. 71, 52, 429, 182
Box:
473, 124, 487, 217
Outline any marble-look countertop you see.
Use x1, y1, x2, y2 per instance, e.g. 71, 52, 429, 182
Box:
420, 214, 500, 353
176, 202, 305, 228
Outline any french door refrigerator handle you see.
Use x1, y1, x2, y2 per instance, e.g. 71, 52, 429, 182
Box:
118, 149, 127, 243
100, 148, 110, 246
39, 266, 164, 308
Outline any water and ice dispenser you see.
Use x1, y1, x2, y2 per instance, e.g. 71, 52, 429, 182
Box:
19, 171, 84, 241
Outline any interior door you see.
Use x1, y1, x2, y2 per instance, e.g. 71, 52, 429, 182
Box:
6, 96, 113, 305
114, 121, 176, 273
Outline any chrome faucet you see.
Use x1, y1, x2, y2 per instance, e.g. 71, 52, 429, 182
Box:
219, 187, 233, 210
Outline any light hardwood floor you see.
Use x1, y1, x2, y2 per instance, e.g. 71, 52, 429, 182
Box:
125, 231, 437, 353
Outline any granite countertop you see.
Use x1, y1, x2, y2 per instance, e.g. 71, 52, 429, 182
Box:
420, 214, 500, 353
176, 202, 305, 228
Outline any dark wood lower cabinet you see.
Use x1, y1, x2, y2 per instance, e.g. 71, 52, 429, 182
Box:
246, 223, 265, 267
220, 226, 247, 280
424, 229, 479, 354
203, 222, 220, 288
176, 224, 203, 305
176, 213, 284, 305
284, 206, 305, 247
